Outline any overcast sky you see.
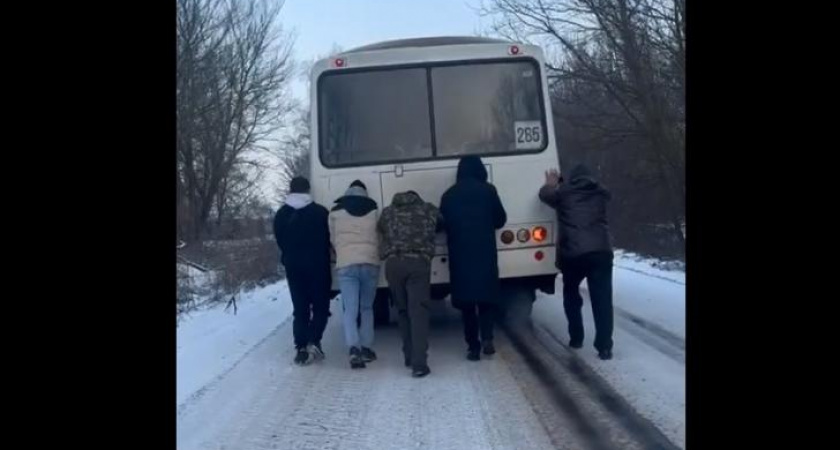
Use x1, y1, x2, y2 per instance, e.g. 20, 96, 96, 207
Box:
281, 0, 486, 101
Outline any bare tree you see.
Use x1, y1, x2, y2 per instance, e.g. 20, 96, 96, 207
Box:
272, 47, 343, 201
213, 162, 264, 226
177, 0, 295, 241
479, 0, 685, 253
275, 105, 311, 200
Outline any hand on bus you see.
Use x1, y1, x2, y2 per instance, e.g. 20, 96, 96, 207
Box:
545, 169, 562, 187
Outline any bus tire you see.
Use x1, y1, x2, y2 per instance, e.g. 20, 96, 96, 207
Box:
501, 286, 535, 329
374, 289, 391, 327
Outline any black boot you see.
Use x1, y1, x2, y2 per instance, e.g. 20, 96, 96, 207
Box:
360, 347, 377, 363
412, 365, 431, 378
349, 347, 366, 369
467, 347, 480, 361
294, 348, 311, 365
482, 340, 496, 356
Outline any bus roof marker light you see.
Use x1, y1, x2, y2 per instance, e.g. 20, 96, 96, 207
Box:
509, 45, 520, 55
334, 57, 346, 68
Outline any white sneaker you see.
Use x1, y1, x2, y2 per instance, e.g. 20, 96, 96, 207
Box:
307, 343, 325, 362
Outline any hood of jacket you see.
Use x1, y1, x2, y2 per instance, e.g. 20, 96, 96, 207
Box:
391, 191, 424, 207
332, 186, 378, 217
567, 164, 610, 198
456, 155, 488, 182
285, 193, 313, 210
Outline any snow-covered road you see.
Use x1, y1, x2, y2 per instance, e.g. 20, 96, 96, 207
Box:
176, 252, 685, 450
177, 304, 563, 450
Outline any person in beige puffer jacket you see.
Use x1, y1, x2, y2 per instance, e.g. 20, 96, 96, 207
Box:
329, 180, 380, 369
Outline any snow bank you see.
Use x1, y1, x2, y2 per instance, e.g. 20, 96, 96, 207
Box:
177, 280, 293, 406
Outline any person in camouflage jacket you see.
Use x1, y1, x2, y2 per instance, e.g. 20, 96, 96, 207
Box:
377, 191, 441, 261
377, 191, 441, 377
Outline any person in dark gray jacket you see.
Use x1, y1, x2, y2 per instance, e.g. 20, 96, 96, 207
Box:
539, 164, 615, 360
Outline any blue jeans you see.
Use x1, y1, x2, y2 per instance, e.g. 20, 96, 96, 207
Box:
337, 264, 379, 349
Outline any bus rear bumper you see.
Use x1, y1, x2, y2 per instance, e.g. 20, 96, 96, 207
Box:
329, 245, 558, 297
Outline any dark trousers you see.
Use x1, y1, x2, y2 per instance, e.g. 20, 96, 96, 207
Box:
460, 303, 495, 350
286, 265, 331, 350
561, 251, 614, 352
385, 256, 431, 368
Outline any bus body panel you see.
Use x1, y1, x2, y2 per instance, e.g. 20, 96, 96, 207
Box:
309, 40, 560, 292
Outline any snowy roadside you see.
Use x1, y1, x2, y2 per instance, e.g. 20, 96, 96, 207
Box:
614, 250, 685, 284
176, 280, 294, 407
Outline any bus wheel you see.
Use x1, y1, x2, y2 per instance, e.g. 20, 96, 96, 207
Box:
501, 286, 535, 329
373, 289, 391, 327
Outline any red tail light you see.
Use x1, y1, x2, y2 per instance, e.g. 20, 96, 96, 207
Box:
532, 226, 547, 242
535, 251, 545, 261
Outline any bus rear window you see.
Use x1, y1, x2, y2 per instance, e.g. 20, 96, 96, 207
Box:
319, 68, 432, 167
431, 61, 544, 157
317, 59, 546, 167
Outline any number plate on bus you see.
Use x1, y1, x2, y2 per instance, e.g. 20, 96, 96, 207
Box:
514, 121, 542, 150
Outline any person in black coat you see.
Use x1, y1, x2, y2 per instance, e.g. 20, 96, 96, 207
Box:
440, 156, 507, 361
273, 176, 332, 366
538, 164, 615, 360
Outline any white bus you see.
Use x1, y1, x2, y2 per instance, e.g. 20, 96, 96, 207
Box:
309, 37, 560, 324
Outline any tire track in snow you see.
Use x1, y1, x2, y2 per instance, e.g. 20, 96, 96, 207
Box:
516, 321, 681, 450
615, 308, 685, 364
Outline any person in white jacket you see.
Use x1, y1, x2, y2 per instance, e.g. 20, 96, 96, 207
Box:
329, 180, 380, 369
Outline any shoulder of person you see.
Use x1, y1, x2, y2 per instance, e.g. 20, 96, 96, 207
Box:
439, 190, 451, 207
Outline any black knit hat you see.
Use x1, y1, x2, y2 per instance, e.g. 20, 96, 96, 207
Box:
350, 179, 367, 190
289, 176, 310, 194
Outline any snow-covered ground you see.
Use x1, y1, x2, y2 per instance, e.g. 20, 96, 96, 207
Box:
614, 250, 685, 283
176, 251, 685, 449
533, 251, 685, 447
177, 280, 293, 407
177, 303, 564, 450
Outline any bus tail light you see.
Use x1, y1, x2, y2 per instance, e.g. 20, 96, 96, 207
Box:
532, 226, 548, 242
535, 250, 545, 261
516, 228, 530, 243
500, 230, 514, 244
